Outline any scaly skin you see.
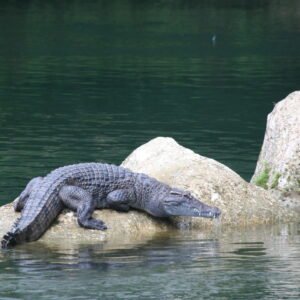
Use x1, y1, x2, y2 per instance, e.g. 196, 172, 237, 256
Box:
1, 163, 221, 248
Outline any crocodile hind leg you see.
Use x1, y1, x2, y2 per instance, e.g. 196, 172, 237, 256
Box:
14, 177, 43, 212
59, 185, 107, 230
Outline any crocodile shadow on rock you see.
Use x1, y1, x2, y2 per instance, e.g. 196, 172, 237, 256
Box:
1, 163, 221, 248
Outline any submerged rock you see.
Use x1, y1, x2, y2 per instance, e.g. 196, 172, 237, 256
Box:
251, 91, 300, 207
121, 137, 297, 227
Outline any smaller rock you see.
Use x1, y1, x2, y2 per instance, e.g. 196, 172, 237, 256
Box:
0, 200, 173, 250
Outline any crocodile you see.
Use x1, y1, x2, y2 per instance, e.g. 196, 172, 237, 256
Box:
1, 163, 221, 248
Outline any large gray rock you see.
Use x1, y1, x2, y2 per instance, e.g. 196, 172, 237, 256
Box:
121, 137, 297, 227
251, 91, 300, 206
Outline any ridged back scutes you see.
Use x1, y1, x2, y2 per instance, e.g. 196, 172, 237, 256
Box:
13, 163, 135, 231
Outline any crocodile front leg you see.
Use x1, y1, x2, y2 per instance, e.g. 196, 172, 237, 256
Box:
14, 177, 43, 212
106, 189, 132, 212
59, 185, 107, 230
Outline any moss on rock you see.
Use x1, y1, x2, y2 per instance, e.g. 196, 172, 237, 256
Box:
254, 167, 270, 189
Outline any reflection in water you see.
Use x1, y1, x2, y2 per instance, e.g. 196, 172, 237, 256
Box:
2, 235, 220, 271
1, 224, 300, 299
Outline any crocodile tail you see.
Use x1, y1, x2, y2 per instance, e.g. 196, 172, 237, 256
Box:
1, 231, 17, 248
1, 217, 21, 248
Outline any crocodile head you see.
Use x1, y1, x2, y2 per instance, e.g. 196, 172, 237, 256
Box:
162, 188, 221, 219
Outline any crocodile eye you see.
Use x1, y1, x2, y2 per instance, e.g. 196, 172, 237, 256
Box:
170, 190, 183, 196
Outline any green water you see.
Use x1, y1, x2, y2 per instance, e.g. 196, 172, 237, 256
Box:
0, 0, 300, 299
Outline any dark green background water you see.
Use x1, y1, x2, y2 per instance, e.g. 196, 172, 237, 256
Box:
1, 0, 299, 205
0, 1, 300, 299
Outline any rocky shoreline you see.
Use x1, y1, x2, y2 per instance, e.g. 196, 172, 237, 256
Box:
0, 91, 299, 247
